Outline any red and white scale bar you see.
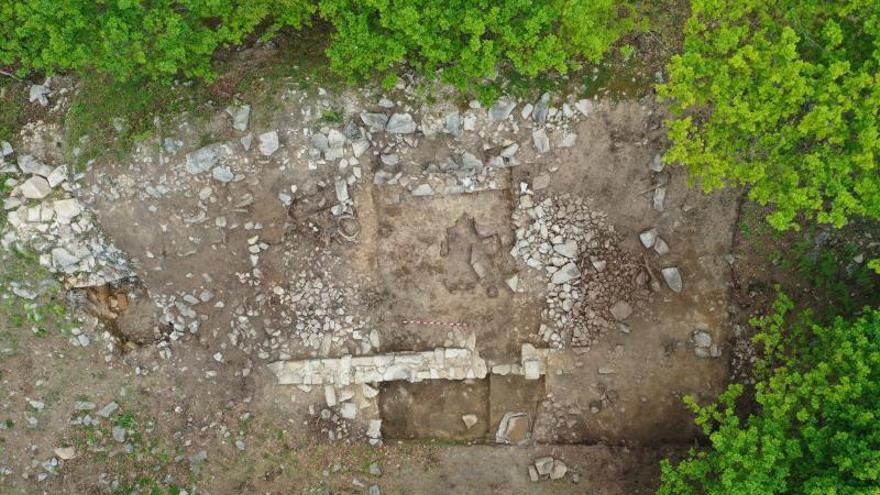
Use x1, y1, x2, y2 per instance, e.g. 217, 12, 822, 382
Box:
400, 318, 471, 328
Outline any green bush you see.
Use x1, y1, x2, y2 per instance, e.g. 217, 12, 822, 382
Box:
659, 0, 880, 230
0, 0, 315, 82
659, 296, 880, 494
1, 1, 635, 93
319, 0, 636, 94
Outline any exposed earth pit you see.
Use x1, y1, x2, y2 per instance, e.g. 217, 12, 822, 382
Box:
3, 85, 738, 489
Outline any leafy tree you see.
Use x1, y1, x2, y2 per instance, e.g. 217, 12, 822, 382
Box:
318, 0, 636, 93
1, 0, 636, 93
659, 0, 880, 230
0, 0, 315, 82
659, 296, 880, 494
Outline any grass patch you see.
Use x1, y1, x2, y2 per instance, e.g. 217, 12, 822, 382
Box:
0, 80, 28, 143
0, 172, 77, 351
64, 73, 213, 169
778, 227, 880, 316
735, 202, 880, 321
0, 246, 75, 349
68, 409, 193, 495
0, 193, 77, 353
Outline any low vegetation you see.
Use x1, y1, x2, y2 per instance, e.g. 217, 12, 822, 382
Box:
66, 409, 194, 494
0, 172, 76, 353
659, 296, 880, 494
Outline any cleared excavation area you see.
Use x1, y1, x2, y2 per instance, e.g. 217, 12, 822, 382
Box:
3, 85, 739, 492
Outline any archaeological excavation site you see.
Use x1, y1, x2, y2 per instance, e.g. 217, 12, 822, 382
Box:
2, 78, 742, 493
3, 3, 879, 494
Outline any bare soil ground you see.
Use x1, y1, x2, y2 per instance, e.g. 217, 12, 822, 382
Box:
1, 69, 741, 494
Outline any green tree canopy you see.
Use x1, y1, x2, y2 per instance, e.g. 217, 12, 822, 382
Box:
318, 0, 635, 92
659, 296, 880, 494
1, 0, 635, 94
0, 0, 315, 82
660, 0, 880, 230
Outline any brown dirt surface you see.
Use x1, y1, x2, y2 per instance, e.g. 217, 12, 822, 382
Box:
2, 68, 747, 494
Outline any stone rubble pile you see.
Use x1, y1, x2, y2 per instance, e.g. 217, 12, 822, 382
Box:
248, 256, 375, 360
1, 144, 135, 289
528, 456, 569, 482
365, 92, 594, 201
511, 184, 652, 347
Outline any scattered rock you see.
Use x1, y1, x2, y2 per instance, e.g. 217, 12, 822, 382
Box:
461, 414, 478, 429
29, 84, 49, 106
189, 450, 208, 467
609, 300, 633, 321
335, 178, 350, 203
97, 402, 119, 418
639, 228, 658, 248
185, 145, 220, 174
532, 129, 550, 153
534, 457, 554, 476
650, 153, 664, 172
212, 166, 234, 183
361, 112, 388, 131
19, 176, 52, 199
53, 447, 75, 460
410, 184, 434, 197
552, 240, 578, 259
111, 426, 126, 443
550, 263, 580, 284
240, 133, 253, 151
226, 104, 251, 132
489, 99, 516, 121
46, 165, 67, 188
380, 154, 399, 166
340, 402, 357, 419
533, 93, 550, 125
693, 328, 721, 358
653, 237, 669, 256
386, 113, 417, 134
653, 186, 666, 211
550, 459, 568, 480
505, 274, 519, 292
18, 155, 53, 177
661, 267, 683, 293
258, 131, 279, 156
528, 465, 539, 482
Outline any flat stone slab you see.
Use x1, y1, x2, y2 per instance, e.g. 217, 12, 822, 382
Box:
269, 343, 551, 387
